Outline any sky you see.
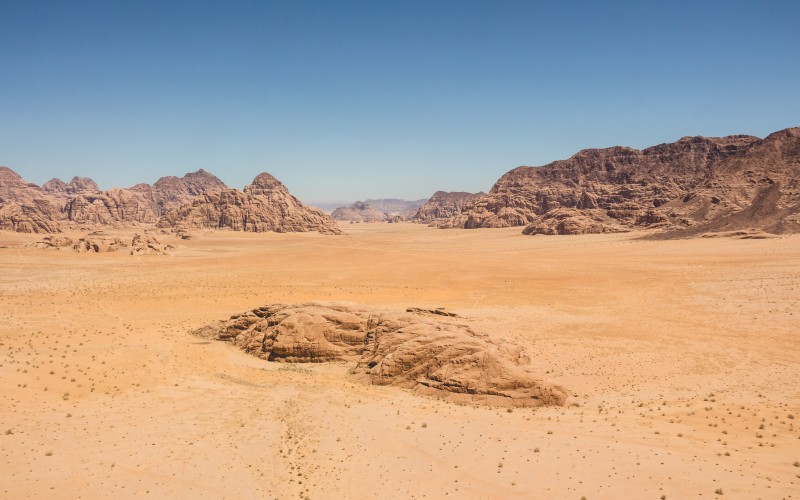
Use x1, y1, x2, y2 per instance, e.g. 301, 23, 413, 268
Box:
1, 1, 798, 202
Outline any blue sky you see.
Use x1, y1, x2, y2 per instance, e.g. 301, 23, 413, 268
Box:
1, 1, 798, 202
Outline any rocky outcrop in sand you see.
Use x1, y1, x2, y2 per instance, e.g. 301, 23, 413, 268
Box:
441, 127, 800, 236
412, 191, 485, 224
331, 201, 389, 223
192, 303, 567, 407
158, 173, 342, 234
27, 232, 173, 254
129, 233, 175, 255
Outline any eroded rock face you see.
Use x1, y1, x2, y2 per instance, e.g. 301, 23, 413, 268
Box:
130, 233, 174, 255
521, 208, 629, 235
0, 200, 62, 233
27, 232, 173, 254
441, 128, 800, 236
331, 201, 389, 222
158, 173, 342, 234
0, 167, 228, 233
192, 303, 568, 407
412, 191, 485, 224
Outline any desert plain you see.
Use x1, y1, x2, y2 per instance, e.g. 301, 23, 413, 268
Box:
1, 223, 799, 499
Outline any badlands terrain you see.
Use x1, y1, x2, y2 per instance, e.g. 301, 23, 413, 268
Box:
1, 223, 799, 499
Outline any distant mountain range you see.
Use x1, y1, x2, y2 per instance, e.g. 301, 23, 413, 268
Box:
439, 126, 800, 237
3, 125, 798, 238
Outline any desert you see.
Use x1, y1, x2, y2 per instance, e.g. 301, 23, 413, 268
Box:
3, 2, 799, 498
1, 222, 799, 498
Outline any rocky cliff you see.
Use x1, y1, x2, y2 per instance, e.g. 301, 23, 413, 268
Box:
412, 191, 485, 224
441, 127, 800, 236
0, 168, 228, 233
157, 173, 342, 234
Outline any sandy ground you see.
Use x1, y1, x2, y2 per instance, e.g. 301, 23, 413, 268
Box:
1, 223, 799, 499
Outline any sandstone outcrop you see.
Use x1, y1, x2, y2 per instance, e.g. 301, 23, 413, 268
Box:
441, 127, 800, 237
521, 207, 629, 235
158, 173, 342, 234
193, 303, 567, 407
331, 201, 389, 223
412, 191, 485, 224
27, 232, 173, 254
129, 233, 174, 255
0, 168, 229, 233
0, 200, 61, 233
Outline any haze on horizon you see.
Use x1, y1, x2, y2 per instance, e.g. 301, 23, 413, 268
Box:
1, 0, 798, 202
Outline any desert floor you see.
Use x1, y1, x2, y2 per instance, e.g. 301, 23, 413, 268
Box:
1, 224, 799, 499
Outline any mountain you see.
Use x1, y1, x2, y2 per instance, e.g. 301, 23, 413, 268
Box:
412, 191, 485, 224
440, 127, 800, 236
0, 168, 227, 232
156, 173, 342, 235
363, 198, 427, 216
331, 201, 389, 223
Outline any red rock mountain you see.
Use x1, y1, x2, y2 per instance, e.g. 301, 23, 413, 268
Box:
1, 168, 338, 235
412, 191, 485, 224
157, 173, 342, 235
440, 127, 800, 236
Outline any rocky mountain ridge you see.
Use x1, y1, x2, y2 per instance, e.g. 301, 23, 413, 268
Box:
440, 127, 800, 236
0, 168, 340, 235
412, 191, 485, 224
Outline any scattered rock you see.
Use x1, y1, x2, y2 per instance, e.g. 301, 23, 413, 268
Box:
405, 307, 458, 317
27, 232, 173, 254
192, 303, 567, 407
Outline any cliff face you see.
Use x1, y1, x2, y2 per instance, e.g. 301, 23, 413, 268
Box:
440, 127, 800, 236
412, 191, 485, 224
0, 168, 229, 232
157, 173, 342, 235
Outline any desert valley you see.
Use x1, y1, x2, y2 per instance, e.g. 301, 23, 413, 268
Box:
1, 127, 799, 498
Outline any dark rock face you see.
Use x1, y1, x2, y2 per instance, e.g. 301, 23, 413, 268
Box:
157, 173, 342, 235
192, 303, 568, 407
412, 191, 485, 224
441, 128, 800, 236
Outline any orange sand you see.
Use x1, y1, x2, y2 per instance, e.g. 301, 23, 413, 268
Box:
1, 224, 798, 498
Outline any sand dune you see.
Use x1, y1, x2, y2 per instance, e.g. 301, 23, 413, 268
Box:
1, 223, 799, 498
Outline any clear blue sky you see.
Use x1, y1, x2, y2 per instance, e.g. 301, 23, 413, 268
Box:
1, 1, 798, 202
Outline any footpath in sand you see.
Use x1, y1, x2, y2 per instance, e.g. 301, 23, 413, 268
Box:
1, 223, 799, 499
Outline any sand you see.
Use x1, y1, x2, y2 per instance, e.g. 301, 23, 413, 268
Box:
1, 223, 798, 499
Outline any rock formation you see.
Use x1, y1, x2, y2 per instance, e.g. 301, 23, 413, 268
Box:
27, 232, 173, 254
331, 201, 389, 223
441, 127, 800, 236
192, 302, 568, 407
363, 198, 427, 217
157, 173, 342, 234
0, 167, 228, 233
0, 200, 62, 233
412, 191, 485, 224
